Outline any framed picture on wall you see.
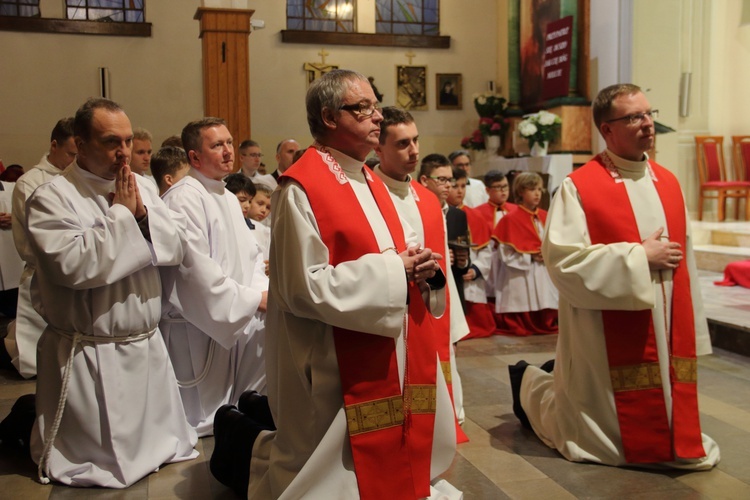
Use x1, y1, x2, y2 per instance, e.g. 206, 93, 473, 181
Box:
396, 65, 428, 111
436, 73, 462, 110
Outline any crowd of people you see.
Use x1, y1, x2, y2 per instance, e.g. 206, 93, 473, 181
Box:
0, 71, 719, 498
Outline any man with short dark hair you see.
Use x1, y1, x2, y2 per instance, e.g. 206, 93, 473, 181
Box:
6, 118, 77, 379
159, 117, 269, 437
373, 106, 470, 436
510, 84, 720, 470
211, 69, 459, 499
23, 98, 197, 487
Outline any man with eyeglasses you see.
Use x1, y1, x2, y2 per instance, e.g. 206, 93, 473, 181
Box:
238, 139, 277, 190
449, 150, 489, 207
210, 70, 461, 499
372, 106, 470, 438
509, 84, 719, 470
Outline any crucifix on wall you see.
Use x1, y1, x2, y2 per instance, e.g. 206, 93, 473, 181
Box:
303, 48, 338, 87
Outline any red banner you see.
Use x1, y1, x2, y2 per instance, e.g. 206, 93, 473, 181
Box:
542, 16, 573, 101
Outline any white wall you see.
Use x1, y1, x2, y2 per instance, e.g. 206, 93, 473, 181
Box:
246, 1, 499, 161
0, 0, 204, 169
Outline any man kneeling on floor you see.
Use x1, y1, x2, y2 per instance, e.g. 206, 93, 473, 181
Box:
508, 83, 720, 470
210, 69, 462, 499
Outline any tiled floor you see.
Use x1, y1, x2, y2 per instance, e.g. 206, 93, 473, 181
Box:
2, 279, 750, 498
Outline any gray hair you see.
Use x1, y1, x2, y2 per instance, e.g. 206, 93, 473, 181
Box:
306, 69, 368, 141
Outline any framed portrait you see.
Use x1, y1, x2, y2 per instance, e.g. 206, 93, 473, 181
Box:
436, 73, 462, 110
396, 65, 428, 111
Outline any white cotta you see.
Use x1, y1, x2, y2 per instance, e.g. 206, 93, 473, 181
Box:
160, 169, 268, 436
26, 163, 197, 488
522, 150, 720, 469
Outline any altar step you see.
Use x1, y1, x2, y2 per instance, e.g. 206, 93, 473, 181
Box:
691, 221, 750, 273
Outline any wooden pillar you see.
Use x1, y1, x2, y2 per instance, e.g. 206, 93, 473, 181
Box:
194, 7, 253, 149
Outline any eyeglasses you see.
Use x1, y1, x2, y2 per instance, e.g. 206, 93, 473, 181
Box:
243, 153, 263, 158
339, 101, 381, 117
606, 109, 659, 126
428, 176, 456, 187
488, 184, 509, 191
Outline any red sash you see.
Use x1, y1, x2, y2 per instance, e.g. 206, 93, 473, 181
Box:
283, 147, 436, 499
570, 155, 705, 463
492, 206, 546, 253
411, 182, 468, 444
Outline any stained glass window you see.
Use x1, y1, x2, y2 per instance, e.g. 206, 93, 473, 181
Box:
375, 0, 439, 36
287, 0, 355, 33
66, 0, 144, 23
0, 0, 40, 17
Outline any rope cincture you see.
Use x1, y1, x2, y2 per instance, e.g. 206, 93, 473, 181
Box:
37, 328, 156, 485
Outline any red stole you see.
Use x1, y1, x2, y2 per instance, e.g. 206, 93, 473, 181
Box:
283, 147, 437, 499
460, 204, 492, 250
411, 182, 468, 444
570, 155, 705, 463
492, 206, 546, 253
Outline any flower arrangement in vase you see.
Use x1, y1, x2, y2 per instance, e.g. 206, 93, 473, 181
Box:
518, 110, 562, 156
460, 92, 509, 152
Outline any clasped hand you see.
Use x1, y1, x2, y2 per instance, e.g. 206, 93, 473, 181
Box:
400, 245, 442, 284
111, 165, 147, 220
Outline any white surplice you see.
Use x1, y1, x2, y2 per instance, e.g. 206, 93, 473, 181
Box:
523, 150, 719, 469
5, 155, 61, 378
160, 169, 268, 436
496, 216, 558, 313
463, 177, 489, 208
249, 149, 460, 499
0, 181, 22, 291
26, 162, 197, 488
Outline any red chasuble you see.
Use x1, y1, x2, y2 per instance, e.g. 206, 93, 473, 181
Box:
410, 182, 468, 443
492, 206, 547, 253
283, 146, 438, 499
569, 154, 705, 463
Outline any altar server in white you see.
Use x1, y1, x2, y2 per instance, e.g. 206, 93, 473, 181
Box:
159, 117, 269, 437
509, 84, 719, 470
25, 98, 197, 487
5, 118, 77, 378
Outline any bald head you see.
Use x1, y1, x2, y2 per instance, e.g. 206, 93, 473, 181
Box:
276, 139, 300, 174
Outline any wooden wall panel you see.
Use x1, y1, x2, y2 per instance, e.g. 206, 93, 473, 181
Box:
195, 8, 253, 153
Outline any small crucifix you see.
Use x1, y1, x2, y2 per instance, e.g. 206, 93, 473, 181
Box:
318, 48, 329, 65
304, 48, 338, 87
405, 50, 416, 65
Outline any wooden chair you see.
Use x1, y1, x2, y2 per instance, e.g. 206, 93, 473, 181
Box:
695, 136, 750, 221
732, 135, 750, 182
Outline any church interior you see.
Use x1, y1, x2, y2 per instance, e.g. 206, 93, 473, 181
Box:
1, 0, 750, 497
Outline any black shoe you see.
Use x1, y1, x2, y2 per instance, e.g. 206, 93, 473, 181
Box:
211, 404, 264, 498
237, 391, 275, 430
0, 393, 36, 454
508, 361, 532, 429
540, 359, 555, 373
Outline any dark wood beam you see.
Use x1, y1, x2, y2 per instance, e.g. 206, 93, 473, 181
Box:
0, 16, 151, 37
281, 30, 450, 49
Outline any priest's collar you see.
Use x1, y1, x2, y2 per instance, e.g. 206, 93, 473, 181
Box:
191, 167, 225, 193
73, 161, 115, 193
317, 144, 364, 174
603, 149, 650, 172
373, 165, 412, 197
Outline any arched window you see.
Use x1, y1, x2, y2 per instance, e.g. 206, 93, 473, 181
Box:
287, 0, 355, 33
65, 0, 145, 23
0, 0, 40, 17
376, 0, 439, 35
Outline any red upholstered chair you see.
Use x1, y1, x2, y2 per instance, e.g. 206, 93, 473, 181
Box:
695, 136, 750, 221
732, 135, 750, 182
